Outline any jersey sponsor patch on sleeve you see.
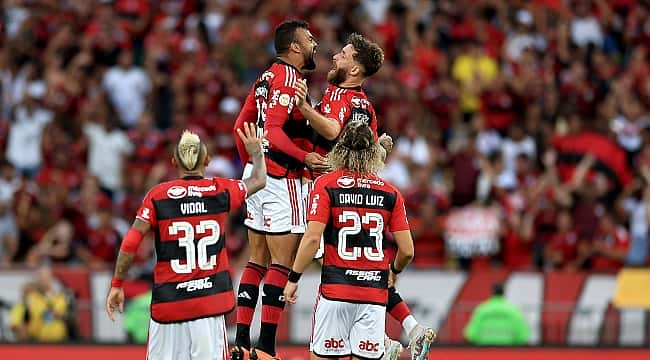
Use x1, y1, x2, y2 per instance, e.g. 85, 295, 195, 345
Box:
279, 93, 291, 107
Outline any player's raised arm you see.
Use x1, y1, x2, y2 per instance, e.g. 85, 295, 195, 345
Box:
237, 122, 267, 196
294, 79, 342, 140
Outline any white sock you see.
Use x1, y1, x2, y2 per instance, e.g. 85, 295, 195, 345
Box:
402, 315, 418, 336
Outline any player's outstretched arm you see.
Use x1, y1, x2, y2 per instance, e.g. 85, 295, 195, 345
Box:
106, 218, 151, 321
293, 79, 341, 140
237, 122, 267, 196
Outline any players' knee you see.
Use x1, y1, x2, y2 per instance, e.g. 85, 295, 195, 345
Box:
247, 231, 270, 266
249, 252, 270, 267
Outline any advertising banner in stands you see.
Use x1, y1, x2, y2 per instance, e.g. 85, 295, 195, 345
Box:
0, 270, 648, 346
444, 205, 501, 257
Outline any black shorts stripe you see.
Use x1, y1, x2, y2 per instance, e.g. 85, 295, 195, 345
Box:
155, 234, 226, 262
152, 270, 233, 304
152, 193, 230, 220
321, 265, 388, 289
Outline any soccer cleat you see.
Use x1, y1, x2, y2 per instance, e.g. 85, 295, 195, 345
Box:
250, 348, 281, 360
230, 346, 251, 360
408, 325, 436, 360
383, 335, 404, 360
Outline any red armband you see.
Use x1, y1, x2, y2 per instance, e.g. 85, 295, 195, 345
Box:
120, 228, 144, 254
111, 278, 124, 288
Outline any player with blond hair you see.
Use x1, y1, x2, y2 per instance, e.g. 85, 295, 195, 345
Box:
294, 33, 436, 360
284, 121, 415, 360
106, 123, 266, 360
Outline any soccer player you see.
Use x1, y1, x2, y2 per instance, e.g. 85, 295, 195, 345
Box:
293, 34, 435, 360
232, 20, 327, 360
106, 123, 266, 360
284, 120, 414, 360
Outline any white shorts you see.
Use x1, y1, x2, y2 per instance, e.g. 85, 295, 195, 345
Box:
310, 295, 386, 359
243, 163, 304, 233
147, 315, 227, 360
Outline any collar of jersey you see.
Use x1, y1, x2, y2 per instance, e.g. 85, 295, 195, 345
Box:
274, 58, 301, 73
335, 84, 362, 91
181, 175, 204, 180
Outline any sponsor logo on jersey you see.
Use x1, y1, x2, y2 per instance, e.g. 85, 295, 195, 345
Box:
187, 185, 216, 197
324, 338, 345, 349
260, 71, 275, 81
350, 111, 370, 124
310, 194, 320, 215
356, 178, 384, 189
345, 270, 382, 282
167, 186, 187, 199
337, 176, 355, 188
255, 83, 269, 99
176, 277, 213, 292
350, 96, 369, 109
269, 89, 281, 108
278, 93, 291, 107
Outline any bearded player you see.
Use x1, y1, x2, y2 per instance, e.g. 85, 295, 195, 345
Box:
232, 20, 328, 360
293, 34, 435, 360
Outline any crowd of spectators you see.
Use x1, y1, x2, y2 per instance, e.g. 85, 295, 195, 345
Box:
0, 0, 648, 273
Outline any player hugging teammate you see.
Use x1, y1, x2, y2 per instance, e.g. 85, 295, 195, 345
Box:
233, 21, 435, 360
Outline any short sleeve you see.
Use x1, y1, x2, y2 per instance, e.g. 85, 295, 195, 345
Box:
221, 178, 247, 210
136, 189, 157, 226
265, 74, 298, 124
307, 178, 331, 224
320, 92, 349, 131
389, 190, 410, 232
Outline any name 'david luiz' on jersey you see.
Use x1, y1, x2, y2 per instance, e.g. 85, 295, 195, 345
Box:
338, 193, 384, 207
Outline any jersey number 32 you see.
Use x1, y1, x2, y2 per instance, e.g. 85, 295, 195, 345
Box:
168, 220, 221, 274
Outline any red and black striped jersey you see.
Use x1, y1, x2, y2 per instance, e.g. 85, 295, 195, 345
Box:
303, 85, 379, 179
234, 59, 312, 179
136, 176, 247, 323
307, 169, 409, 305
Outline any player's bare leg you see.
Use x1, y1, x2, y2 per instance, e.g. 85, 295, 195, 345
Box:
232, 230, 270, 360
252, 233, 300, 360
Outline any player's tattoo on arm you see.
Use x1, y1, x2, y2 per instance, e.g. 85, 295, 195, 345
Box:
113, 251, 135, 280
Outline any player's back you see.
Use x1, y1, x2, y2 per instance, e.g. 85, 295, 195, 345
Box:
310, 169, 407, 305
137, 177, 247, 323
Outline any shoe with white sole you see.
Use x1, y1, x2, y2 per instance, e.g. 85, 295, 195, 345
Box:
383, 335, 404, 360
408, 325, 436, 360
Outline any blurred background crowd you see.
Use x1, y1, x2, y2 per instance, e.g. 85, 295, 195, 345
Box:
0, 0, 648, 281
